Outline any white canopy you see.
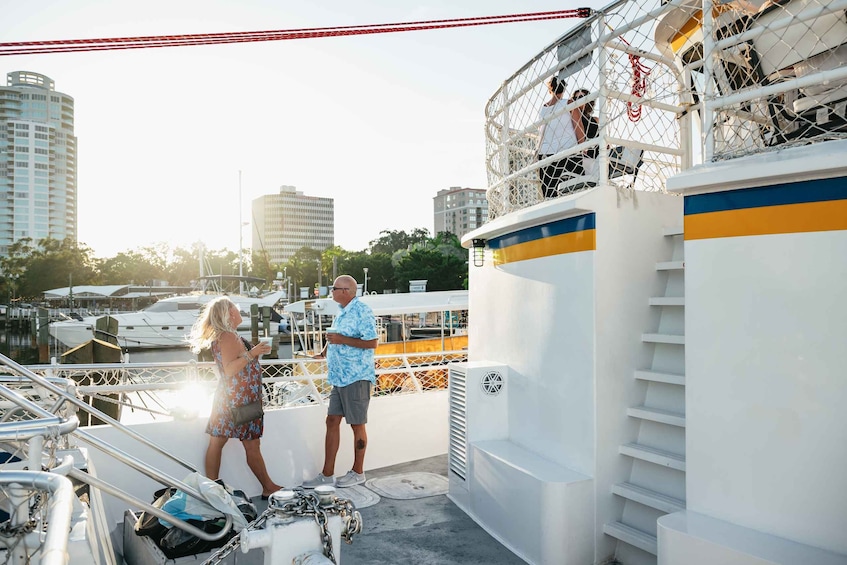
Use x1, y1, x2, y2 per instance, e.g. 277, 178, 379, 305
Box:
43, 285, 130, 300
283, 290, 468, 316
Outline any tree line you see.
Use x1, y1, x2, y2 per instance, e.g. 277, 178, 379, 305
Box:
0, 228, 469, 303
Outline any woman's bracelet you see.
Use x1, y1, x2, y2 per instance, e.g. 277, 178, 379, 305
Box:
241, 351, 253, 362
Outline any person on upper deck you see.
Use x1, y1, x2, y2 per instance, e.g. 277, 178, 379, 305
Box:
537, 76, 586, 198
188, 296, 282, 500
302, 275, 379, 489
573, 88, 600, 179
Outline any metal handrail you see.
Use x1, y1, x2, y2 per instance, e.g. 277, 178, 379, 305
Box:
0, 352, 235, 544
0, 471, 75, 565
0, 353, 197, 472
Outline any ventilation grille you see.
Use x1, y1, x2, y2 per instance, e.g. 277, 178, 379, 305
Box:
481, 370, 504, 395
448, 366, 467, 481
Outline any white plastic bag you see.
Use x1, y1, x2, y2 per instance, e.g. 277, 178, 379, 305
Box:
159, 472, 249, 531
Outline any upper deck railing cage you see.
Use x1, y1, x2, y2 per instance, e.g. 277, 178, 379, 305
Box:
698, 0, 847, 160
484, 0, 847, 218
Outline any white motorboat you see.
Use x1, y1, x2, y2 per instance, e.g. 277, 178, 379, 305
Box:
281, 290, 469, 352
1, 1, 846, 564
48, 290, 285, 350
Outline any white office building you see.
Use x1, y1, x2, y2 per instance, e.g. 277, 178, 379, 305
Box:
252, 185, 334, 265
433, 186, 488, 239
0, 71, 77, 257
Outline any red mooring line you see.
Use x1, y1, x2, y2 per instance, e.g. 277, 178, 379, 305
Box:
0, 8, 592, 55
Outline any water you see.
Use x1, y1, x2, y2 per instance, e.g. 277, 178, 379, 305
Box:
0, 330, 46, 365
0, 329, 196, 365
1, 329, 292, 366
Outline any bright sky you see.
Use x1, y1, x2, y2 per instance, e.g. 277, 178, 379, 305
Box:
2, 0, 603, 258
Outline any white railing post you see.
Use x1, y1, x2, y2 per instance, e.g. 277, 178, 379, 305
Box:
702, 0, 716, 162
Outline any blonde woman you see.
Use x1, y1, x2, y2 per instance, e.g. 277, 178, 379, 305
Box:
189, 296, 281, 499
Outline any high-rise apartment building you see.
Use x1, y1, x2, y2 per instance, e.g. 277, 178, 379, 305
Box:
0, 71, 77, 257
252, 185, 334, 265
433, 186, 488, 239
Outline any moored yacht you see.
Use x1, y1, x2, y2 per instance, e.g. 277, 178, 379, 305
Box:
49, 288, 285, 350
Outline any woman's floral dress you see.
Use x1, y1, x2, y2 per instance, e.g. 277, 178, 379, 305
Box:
205, 335, 264, 440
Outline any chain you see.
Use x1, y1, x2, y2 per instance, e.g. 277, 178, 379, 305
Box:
201, 488, 361, 565
202, 510, 271, 565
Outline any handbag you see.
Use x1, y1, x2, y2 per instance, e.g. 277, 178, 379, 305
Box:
231, 400, 264, 426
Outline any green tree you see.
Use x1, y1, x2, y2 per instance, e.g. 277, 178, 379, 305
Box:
0, 238, 34, 302
393, 247, 467, 292
368, 228, 430, 255
7, 238, 98, 300
337, 251, 394, 294
98, 250, 165, 285
251, 248, 278, 286
168, 244, 206, 286
283, 247, 323, 299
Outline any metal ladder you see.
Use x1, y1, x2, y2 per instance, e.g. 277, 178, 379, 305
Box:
604, 226, 687, 565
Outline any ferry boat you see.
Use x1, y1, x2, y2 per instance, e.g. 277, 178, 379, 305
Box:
455, 0, 847, 563
1, 0, 845, 563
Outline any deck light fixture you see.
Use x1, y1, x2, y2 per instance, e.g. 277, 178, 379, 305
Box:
472, 239, 486, 267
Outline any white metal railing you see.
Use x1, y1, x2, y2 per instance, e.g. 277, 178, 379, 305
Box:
0, 354, 246, 564
702, 0, 847, 160
0, 348, 465, 561
484, 0, 847, 217
484, 0, 686, 218
15, 350, 467, 420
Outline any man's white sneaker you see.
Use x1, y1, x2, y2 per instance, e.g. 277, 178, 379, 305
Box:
336, 470, 366, 488
301, 473, 335, 488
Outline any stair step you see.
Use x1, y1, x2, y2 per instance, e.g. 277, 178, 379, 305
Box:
649, 297, 685, 306
620, 443, 686, 471
612, 482, 686, 514
642, 333, 685, 345
662, 226, 684, 237
656, 260, 684, 271
627, 406, 686, 427
603, 521, 657, 555
634, 370, 685, 385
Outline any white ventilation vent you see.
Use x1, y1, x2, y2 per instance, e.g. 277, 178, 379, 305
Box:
481, 371, 504, 396
448, 365, 468, 481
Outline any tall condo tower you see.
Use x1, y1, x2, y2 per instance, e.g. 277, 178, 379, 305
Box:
252, 185, 334, 265
433, 186, 489, 240
0, 71, 77, 257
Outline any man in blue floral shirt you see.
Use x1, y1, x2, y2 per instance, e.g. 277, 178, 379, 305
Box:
303, 275, 378, 488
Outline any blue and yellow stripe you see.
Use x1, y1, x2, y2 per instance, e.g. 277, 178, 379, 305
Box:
488, 213, 596, 265
684, 177, 847, 240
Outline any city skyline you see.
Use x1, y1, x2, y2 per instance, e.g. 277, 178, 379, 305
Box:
1, 0, 603, 258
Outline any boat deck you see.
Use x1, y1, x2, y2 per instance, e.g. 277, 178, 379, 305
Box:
254, 454, 524, 565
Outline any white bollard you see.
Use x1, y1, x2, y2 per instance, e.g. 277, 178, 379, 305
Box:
239, 490, 344, 565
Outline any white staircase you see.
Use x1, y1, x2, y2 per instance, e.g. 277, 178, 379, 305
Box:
604, 226, 686, 565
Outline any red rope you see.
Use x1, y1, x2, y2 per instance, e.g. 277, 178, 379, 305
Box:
604, 27, 652, 123
627, 53, 651, 122
0, 9, 592, 56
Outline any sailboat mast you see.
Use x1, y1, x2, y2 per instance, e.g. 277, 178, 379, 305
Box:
238, 170, 244, 295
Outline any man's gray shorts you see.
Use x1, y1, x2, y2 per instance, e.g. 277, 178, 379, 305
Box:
328, 380, 372, 425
